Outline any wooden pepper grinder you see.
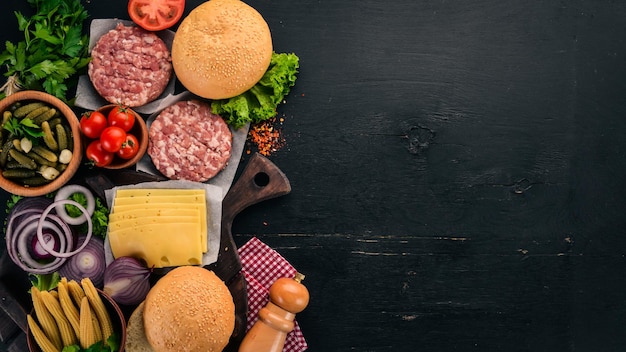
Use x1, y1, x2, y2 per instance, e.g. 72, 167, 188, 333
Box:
239, 272, 310, 352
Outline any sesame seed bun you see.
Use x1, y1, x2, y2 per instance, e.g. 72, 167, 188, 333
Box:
124, 302, 154, 352
143, 266, 235, 352
171, 0, 273, 100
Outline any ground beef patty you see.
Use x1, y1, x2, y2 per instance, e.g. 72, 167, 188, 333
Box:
88, 23, 172, 107
148, 100, 232, 182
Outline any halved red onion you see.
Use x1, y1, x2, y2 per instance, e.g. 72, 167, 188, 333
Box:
58, 236, 106, 288
103, 257, 152, 306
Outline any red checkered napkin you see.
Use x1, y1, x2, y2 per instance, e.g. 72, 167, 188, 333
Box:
238, 237, 308, 352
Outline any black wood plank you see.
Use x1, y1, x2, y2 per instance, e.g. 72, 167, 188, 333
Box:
1, 0, 625, 351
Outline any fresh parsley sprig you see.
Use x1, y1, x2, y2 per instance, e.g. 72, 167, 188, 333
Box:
3, 117, 44, 139
0, 0, 91, 101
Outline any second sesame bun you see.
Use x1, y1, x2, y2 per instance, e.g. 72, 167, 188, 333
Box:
124, 302, 154, 352
142, 266, 235, 352
171, 0, 273, 100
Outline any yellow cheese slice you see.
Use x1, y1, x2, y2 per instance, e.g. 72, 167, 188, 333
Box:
113, 194, 205, 206
111, 188, 208, 250
108, 188, 210, 266
108, 216, 199, 232
110, 204, 207, 251
115, 188, 205, 197
108, 223, 203, 268
108, 208, 200, 222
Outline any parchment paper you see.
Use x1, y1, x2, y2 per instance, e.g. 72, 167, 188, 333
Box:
103, 180, 222, 267
76, 19, 249, 198
75, 19, 177, 115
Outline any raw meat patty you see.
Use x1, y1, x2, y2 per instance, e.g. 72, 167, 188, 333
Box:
88, 23, 172, 107
148, 100, 232, 182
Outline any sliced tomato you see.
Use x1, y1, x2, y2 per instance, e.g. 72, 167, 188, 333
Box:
128, 0, 185, 31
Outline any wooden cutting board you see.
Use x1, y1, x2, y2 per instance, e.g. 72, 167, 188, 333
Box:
86, 152, 291, 350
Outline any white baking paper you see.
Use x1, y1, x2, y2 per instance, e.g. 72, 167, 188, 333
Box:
136, 91, 250, 199
103, 180, 222, 267
75, 19, 177, 115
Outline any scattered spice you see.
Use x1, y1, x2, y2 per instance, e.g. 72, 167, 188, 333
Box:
247, 116, 286, 156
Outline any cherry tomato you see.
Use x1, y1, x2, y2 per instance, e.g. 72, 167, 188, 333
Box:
85, 140, 114, 167
100, 126, 127, 153
116, 134, 140, 160
79, 111, 108, 139
108, 105, 135, 132
128, 0, 185, 32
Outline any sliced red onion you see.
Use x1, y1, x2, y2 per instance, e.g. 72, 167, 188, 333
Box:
30, 230, 61, 260
5, 209, 70, 274
17, 215, 68, 266
54, 184, 96, 225
8, 197, 53, 220
37, 199, 92, 258
103, 257, 152, 306
59, 236, 106, 288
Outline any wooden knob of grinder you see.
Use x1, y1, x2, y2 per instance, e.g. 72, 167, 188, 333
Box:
239, 272, 309, 352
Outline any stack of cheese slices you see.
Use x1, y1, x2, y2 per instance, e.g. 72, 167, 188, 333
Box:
107, 188, 208, 268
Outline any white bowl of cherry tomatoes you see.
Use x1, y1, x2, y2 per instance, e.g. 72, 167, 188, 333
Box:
80, 104, 148, 169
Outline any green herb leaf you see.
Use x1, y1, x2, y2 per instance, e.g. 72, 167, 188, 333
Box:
0, 0, 91, 101
3, 117, 45, 139
62, 26, 85, 57
66, 192, 110, 239
61, 333, 121, 352
33, 22, 62, 45
14, 11, 29, 32
29, 272, 60, 292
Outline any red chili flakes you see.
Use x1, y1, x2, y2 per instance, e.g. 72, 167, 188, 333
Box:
247, 116, 286, 156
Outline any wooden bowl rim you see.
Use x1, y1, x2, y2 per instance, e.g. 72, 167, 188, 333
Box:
0, 90, 82, 197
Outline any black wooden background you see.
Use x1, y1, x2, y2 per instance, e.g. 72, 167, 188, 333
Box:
1, 0, 626, 351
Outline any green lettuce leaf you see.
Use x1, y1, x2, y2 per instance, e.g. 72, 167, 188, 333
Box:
29, 272, 60, 292
211, 52, 300, 129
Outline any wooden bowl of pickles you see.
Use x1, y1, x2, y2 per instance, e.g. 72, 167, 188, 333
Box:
0, 90, 82, 197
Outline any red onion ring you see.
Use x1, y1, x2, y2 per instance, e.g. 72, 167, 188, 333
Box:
37, 199, 92, 258
5, 209, 69, 274
54, 184, 96, 225
16, 219, 67, 268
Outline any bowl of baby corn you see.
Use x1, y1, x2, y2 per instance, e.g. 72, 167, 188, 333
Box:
26, 277, 126, 352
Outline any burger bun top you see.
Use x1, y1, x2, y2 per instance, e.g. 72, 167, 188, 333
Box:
172, 0, 273, 100
142, 266, 235, 352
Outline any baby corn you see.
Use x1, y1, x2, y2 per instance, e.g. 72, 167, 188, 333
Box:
58, 279, 80, 336
29, 278, 117, 350
67, 279, 86, 306
81, 278, 113, 342
79, 297, 98, 349
27, 314, 60, 352
39, 290, 77, 347
30, 287, 63, 350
